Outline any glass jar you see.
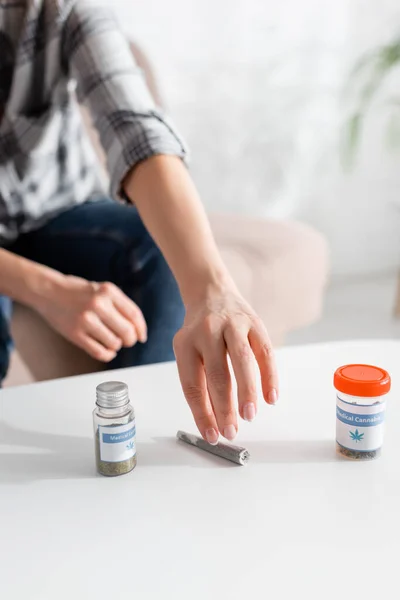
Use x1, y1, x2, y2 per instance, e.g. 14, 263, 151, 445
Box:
93, 381, 137, 476
334, 364, 391, 460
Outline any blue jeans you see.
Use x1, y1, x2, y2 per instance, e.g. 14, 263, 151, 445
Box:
0, 199, 184, 385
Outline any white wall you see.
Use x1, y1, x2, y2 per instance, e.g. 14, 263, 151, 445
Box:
112, 0, 400, 277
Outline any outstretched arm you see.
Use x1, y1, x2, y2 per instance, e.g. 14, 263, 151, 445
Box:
124, 156, 279, 443
62, 2, 278, 441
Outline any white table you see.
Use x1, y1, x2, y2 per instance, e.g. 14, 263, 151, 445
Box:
1, 340, 399, 599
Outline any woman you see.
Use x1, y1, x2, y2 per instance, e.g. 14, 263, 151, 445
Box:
0, 0, 278, 443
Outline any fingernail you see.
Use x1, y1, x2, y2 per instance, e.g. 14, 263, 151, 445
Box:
243, 403, 256, 422
268, 389, 278, 405
223, 425, 237, 441
206, 429, 219, 445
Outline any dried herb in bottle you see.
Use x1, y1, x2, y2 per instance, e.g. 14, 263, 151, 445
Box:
336, 443, 381, 461
334, 364, 391, 461
93, 381, 137, 477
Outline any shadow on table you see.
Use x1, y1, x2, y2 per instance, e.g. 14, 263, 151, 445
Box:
0, 421, 95, 483
142, 437, 337, 467
0, 422, 337, 483
244, 439, 337, 464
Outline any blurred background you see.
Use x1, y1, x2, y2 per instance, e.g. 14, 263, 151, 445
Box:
110, 0, 400, 344
6, 0, 400, 387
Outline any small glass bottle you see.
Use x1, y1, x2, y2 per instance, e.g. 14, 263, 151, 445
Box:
93, 381, 137, 476
334, 364, 391, 460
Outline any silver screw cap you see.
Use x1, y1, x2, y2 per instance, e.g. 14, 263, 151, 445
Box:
96, 381, 129, 408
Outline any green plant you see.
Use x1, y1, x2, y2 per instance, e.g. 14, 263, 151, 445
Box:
343, 35, 400, 165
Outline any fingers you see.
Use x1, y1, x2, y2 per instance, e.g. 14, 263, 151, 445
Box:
248, 323, 279, 405
75, 332, 117, 363
110, 285, 147, 343
202, 339, 237, 441
224, 325, 258, 422
174, 341, 219, 445
92, 283, 147, 346
82, 312, 122, 353
175, 312, 278, 444
96, 299, 138, 348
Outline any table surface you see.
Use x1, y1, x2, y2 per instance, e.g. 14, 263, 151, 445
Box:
1, 340, 399, 599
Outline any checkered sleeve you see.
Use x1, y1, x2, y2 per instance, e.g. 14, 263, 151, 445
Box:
62, 1, 188, 199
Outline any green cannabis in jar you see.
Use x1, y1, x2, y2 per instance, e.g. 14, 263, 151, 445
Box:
334, 364, 390, 461
93, 381, 137, 477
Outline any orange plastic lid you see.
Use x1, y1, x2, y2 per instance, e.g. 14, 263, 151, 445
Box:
334, 364, 391, 397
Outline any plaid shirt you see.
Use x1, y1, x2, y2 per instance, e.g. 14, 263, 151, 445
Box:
0, 0, 187, 244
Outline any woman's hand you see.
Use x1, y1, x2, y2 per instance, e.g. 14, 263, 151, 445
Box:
124, 155, 278, 441
33, 275, 147, 362
173, 282, 278, 444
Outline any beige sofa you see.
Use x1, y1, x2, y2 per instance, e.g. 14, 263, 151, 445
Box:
4, 44, 329, 387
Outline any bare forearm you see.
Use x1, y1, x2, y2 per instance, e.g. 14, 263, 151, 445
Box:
0, 247, 61, 307
123, 156, 234, 304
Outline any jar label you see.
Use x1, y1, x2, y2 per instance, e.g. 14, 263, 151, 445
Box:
99, 421, 136, 463
336, 397, 385, 452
